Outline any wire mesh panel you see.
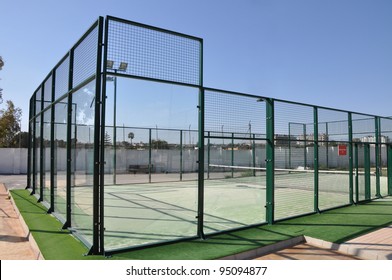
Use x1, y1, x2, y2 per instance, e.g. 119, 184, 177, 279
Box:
317, 109, 350, 210
43, 75, 53, 110
354, 143, 366, 202
379, 118, 392, 196
274, 101, 314, 219
379, 144, 388, 196
106, 17, 202, 86
73, 24, 99, 88
70, 80, 96, 246
54, 55, 70, 100
35, 87, 42, 116
204, 90, 266, 234
352, 114, 375, 142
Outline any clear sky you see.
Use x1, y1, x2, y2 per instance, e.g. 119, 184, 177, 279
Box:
1, 0, 392, 131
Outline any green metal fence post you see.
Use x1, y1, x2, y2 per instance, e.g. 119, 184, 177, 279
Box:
288, 123, 291, 169
113, 72, 117, 185
303, 124, 307, 168
32, 94, 36, 195
207, 131, 210, 179
39, 86, 44, 203
93, 17, 105, 254
375, 116, 381, 198
197, 87, 205, 239
313, 107, 319, 213
355, 143, 359, 203
64, 49, 74, 229
252, 133, 256, 176
149, 128, 152, 183
348, 112, 354, 204
180, 130, 183, 181
388, 145, 392, 196
49, 70, 56, 213
266, 98, 275, 224
364, 144, 371, 200
231, 132, 234, 178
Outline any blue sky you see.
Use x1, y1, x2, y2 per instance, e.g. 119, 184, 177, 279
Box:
1, 0, 392, 131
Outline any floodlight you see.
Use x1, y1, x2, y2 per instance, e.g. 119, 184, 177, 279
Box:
107, 60, 114, 69
119, 62, 128, 71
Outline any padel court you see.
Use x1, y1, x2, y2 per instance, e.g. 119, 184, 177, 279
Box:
28, 16, 392, 255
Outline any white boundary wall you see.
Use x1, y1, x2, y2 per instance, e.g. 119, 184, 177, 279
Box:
0, 148, 28, 174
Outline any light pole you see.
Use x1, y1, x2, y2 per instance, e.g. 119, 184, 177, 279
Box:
107, 60, 128, 184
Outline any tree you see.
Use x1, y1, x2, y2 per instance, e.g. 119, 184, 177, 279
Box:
104, 131, 112, 146
0, 100, 22, 147
128, 132, 134, 145
0, 56, 4, 104
13, 131, 29, 148
0, 56, 4, 103
0, 55, 25, 148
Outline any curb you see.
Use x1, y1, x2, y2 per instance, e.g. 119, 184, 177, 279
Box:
8, 188, 45, 260
219, 236, 305, 260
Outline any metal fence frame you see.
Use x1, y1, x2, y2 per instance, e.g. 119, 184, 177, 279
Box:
27, 15, 392, 255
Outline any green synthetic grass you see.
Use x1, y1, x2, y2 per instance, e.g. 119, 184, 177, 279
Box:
10, 189, 392, 260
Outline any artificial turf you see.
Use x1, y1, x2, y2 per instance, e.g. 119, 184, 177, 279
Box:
10, 189, 392, 260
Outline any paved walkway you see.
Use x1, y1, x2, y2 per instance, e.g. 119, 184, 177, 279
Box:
255, 243, 360, 260
0, 183, 40, 260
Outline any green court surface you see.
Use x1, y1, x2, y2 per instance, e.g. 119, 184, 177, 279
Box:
10, 189, 392, 260
52, 171, 371, 251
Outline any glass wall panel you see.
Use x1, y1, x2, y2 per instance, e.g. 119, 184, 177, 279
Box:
53, 98, 68, 218
42, 109, 51, 205
103, 77, 198, 250
70, 80, 96, 245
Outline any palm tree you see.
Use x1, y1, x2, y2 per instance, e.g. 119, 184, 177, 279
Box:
128, 132, 134, 146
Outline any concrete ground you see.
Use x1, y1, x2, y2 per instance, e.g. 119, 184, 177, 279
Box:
0, 182, 40, 260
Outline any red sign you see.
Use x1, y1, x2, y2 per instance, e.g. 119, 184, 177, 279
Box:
338, 145, 347, 156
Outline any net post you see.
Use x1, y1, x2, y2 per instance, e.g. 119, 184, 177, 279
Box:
266, 98, 275, 225
313, 107, 319, 213
348, 112, 354, 204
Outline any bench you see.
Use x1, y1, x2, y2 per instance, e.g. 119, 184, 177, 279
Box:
128, 164, 154, 174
